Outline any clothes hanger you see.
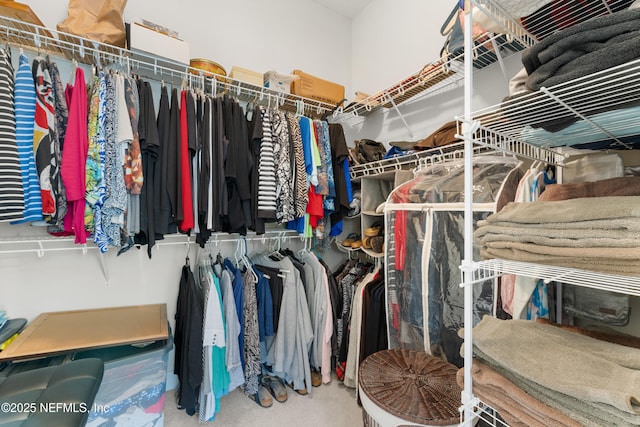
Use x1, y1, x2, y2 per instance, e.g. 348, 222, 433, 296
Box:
184, 235, 191, 266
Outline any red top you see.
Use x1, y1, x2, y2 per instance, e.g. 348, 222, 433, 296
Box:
178, 90, 194, 232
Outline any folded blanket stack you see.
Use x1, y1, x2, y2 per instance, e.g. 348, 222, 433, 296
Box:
466, 316, 640, 426
522, 8, 640, 91
475, 196, 640, 275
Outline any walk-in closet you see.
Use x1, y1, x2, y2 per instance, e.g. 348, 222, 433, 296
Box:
0, 1, 639, 426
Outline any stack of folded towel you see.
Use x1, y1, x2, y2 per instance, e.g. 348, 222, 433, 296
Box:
474, 194, 640, 275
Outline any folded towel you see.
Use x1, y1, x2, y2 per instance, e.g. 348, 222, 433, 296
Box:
475, 224, 640, 248
457, 361, 582, 427
539, 176, 640, 201
484, 240, 640, 260
484, 196, 640, 225
472, 316, 640, 414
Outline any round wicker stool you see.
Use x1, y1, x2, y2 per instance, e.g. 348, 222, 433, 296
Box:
359, 349, 461, 427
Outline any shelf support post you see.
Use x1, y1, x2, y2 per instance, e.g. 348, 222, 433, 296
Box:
462, 2, 476, 426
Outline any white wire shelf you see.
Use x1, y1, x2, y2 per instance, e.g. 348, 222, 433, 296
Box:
340, 31, 527, 119
467, 57, 640, 152
463, 259, 640, 297
0, 15, 337, 119
350, 141, 470, 180
459, 397, 508, 427
477, 0, 635, 43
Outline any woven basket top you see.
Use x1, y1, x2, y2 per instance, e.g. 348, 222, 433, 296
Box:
359, 349, 461, 426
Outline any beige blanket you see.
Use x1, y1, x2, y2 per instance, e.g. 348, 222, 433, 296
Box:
485, 196, 640, 225
472, 316, 640, 414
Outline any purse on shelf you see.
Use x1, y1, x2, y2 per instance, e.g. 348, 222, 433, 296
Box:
57, 0, 128, 48
354, 139, 387, 164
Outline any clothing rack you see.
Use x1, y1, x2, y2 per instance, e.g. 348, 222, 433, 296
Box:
0, 15, 336, 119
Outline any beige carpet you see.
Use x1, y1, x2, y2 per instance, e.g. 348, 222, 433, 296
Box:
163, 376, 363, 427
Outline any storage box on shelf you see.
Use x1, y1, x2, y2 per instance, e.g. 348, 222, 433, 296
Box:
127, 21, 190, 64
229, 66, 263, 86
291, 70, 345, 106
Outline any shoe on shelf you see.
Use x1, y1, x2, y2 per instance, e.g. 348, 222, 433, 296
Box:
362, 236, 372, 249
371, 236, 384, 253
350, 239, 362, 249
341, 232, 359, 247
347, 191, 362, 217
364, 222, 383, 237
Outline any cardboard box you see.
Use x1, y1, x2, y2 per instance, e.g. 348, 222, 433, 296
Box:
264, 71, 298, 94
291, 70, 345, 105
230, 66, 263, 86
128, 22, 190, 65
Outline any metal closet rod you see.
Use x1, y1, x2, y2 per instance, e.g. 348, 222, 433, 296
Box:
0, 230, 302, 257
0, 16, 335, 116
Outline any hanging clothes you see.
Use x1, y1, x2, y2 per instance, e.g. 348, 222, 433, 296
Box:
253, 107, 277, 233
61, 66, 88, 244
178, 90, 195, 233
219, 268, 244, 392
271, 110, 295, 223
165, 88, 181, 233
299, 251, 334, 384
150, 84, 169, 239
134, 79, 160, 258
11, 53, 40, 223
32, 57, 63, 221
0, 48, 24, 222
48, 62, 68, 153
253, 253, 313, 393
328, 123, 351, 228
198, 264, 229, 422
174, 264, 204, 416
286, 114, 308, 219
87, 73, 108, 252
123, 77, 143, 238
196, 97, 212, 245
242, 268, 261, 396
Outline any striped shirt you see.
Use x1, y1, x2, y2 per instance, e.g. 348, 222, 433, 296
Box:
257, 108, 277, 216
12, 53, 41, 223
0, 48, 24, 222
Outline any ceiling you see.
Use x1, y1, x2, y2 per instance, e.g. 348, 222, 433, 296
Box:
313, 0, 373, 19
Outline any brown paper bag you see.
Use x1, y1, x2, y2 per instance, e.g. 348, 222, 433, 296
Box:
57, 0, 128, 48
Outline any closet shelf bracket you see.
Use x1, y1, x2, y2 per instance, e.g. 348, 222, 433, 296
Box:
385, 94, 415, 139
539, 87, 632, 149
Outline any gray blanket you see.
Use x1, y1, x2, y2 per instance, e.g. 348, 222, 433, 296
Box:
522, 8, 640, 91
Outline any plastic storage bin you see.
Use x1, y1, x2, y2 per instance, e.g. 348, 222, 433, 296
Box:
74, 332, 173, 427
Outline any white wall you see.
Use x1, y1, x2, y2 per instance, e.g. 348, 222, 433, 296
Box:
350, 0, 455, 96
346, 0, 524, 147
22, 0, 353, 97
